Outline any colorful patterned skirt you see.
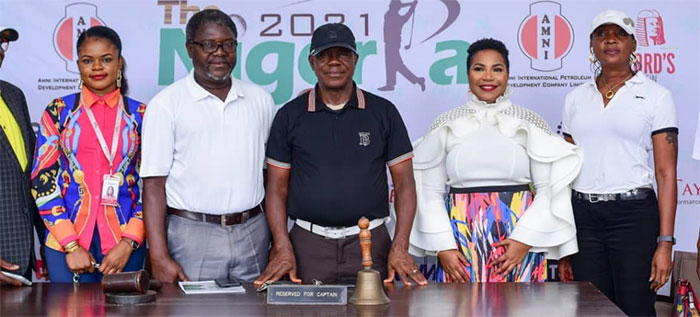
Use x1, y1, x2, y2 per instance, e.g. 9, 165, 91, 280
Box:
436, 184, 547, 283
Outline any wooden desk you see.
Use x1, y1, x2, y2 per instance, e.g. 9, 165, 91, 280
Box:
1, 282, 623, 316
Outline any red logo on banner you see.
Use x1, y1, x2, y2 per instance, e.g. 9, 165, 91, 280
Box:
635, 9, 666, 47
517, 1, 573, 72
53, 3, 105, 73
632, 9, 675, 77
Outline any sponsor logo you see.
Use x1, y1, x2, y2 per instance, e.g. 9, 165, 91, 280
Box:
517, 1, 574, 72
635, 9, 665, 47
53, 3, 106, 73
633, 9, 675, 79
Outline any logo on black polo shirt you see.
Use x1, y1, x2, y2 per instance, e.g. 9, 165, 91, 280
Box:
358, 132, 371, 146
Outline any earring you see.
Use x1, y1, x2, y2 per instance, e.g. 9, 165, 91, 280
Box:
116, 70, 122, 88
629, 53, 639, 65
78, 79, 83, 90
588, 47, 597, 64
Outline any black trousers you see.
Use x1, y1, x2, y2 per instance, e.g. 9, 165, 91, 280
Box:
570, 193, 659, 316
290, 223, 391, 284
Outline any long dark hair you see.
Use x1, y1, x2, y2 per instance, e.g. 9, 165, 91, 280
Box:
76, 26, 129, 95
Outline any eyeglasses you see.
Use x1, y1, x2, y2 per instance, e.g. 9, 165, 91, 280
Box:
189, 40, 237, 53
0, 41, 9, 52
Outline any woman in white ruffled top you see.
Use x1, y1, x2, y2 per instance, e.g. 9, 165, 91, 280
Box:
409, 38, 583, 283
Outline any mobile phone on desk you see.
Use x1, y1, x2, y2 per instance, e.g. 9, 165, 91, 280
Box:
1, 271, 32, 286
215, 278, 241, 288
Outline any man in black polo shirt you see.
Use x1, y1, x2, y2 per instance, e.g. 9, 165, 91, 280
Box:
255, 23, 426, 286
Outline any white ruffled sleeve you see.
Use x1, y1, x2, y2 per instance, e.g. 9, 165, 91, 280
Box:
509, 159, 578, 259
499, 119, 582, 259
409, 128, 458, 256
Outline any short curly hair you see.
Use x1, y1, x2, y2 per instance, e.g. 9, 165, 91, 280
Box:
186, 9, 238, 42
466, 38, 510, 71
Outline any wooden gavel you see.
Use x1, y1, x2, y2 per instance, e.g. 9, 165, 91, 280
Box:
101, 270, 162, 294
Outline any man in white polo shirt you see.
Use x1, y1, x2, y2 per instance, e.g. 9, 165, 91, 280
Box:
141, 9, 276, 283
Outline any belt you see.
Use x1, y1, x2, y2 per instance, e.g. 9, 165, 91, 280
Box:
450, 184, 531, 194
295, 217, 388, 239
574, 188, 654, 203
167, 205, 262, 226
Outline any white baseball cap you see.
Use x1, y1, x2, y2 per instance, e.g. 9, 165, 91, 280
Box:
590, 10, 635, 38
0, 27, 19, 42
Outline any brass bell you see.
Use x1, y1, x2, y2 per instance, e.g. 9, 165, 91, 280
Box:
349, 217, 390, 305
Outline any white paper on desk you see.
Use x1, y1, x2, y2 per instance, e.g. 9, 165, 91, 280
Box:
178, 281, 245, 294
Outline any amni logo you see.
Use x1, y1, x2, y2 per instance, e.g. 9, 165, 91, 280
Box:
517, 1, 573, 72
53, 3, 106, 73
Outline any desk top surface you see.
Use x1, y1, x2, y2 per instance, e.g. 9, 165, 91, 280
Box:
1, 281, 624, 316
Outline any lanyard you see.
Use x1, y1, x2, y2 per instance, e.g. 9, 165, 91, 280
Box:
81, 95, 123, 174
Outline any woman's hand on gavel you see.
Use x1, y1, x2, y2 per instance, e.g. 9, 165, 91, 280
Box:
99, 240, 134, 275
66, 247, 96, 274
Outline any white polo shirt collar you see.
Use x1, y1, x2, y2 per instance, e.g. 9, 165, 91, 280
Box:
185, 70, 244, 104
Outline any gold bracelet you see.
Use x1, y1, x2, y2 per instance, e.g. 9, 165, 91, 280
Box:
64, 241, 79, 253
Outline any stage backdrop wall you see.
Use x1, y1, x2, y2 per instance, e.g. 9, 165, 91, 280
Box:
2, 0, 698, 291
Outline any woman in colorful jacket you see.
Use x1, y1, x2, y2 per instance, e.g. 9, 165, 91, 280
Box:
31, 26, 146, 282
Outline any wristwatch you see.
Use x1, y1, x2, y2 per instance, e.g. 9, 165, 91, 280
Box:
122, 238, 140, 250
657, 235, 676, 245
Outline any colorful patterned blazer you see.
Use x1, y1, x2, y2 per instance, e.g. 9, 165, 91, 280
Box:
31, 91, 146, 253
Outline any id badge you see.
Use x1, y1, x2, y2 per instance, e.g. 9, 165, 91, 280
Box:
101, 174, 120, 206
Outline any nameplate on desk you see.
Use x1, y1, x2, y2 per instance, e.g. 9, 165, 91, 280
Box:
266, 284, 348, 305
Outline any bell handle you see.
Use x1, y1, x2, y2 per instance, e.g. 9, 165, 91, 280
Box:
358, 217, 372, 269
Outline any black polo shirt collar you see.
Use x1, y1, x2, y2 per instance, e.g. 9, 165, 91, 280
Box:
307, 83, 366, 112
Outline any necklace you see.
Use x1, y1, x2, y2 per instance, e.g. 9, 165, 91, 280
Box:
599, 73, 634, 100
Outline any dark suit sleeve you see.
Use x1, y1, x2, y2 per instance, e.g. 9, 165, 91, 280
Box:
13, 86, 45, 243
17, 90, 45, 243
